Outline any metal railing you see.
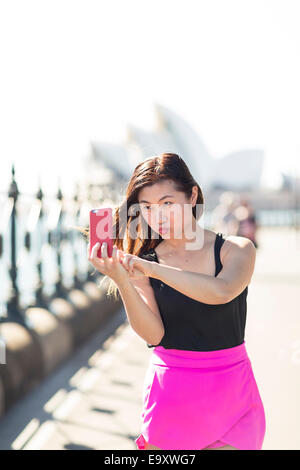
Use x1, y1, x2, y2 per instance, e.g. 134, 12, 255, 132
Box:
0, 164, 122, 327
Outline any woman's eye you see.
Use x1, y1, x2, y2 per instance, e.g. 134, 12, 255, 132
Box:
143, 202, 172, 210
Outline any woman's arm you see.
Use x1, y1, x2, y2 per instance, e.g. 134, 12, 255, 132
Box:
117, 275, 165, 345
87, 242, 165, 345
144, 237, 256, 305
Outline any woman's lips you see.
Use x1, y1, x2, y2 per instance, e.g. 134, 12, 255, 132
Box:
158, 226, 169, 234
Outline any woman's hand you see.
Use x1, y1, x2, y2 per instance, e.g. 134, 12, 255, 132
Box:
121, 252, 154, 279
87, 242, 128, 284
87, 242, 153, 283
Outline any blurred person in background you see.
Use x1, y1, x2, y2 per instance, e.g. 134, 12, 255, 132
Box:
210, 191, 240, 236
234, 198, 258, 249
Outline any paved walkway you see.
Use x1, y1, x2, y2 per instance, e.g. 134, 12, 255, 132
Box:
0, 226, 299, 450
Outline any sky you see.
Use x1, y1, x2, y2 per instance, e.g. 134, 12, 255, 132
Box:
0, 0, 300, 197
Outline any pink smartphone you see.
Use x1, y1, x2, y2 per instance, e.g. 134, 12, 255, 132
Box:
89, 207, 114, 258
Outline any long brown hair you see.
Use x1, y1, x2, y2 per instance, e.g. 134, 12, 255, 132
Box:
75, 152, 205, 300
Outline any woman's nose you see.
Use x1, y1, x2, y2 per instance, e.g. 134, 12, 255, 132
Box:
158, 214, 168, 225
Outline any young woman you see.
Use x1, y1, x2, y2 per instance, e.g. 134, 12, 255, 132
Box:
86, 153, 266, 451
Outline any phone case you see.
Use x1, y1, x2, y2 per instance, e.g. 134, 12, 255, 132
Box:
89, 207, 113, 258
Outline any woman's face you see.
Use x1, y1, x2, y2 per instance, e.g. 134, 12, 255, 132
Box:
138, 180, 198, 240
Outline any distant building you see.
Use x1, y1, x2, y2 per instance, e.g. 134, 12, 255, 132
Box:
88, 103, 265, 191
280, 172, 300, 191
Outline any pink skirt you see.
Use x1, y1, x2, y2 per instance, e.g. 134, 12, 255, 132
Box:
135, 341, 266, 450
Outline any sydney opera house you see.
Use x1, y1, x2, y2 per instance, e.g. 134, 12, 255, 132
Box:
85, 103, 265, 197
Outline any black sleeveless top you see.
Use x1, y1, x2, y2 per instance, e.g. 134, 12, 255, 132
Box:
140, 232, 248, 351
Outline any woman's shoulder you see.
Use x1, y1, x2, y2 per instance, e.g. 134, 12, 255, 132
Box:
223, 235, 256, 251
220, 235, 256, 267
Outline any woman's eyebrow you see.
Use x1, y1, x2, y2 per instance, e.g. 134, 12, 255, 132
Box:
139, 195, 175, 203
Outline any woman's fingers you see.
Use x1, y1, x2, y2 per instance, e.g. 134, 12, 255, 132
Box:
111, 245, 118, 259
87, 241, 130, 283
128, 257, 135, 275
121, 254, 138, 275
88, 242, 119, 262
101, 241, 108, 259
88, 242, 138, 274
87, 243, 147, 283
116, 249, 123, 263
88, 242, 106, 274
90, 242, 100, 261
122, 254, 131, 271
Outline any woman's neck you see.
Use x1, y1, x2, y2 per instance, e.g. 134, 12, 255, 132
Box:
159, 225, 208, 254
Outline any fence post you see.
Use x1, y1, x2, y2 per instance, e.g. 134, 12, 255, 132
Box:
5, 165, 26, 325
